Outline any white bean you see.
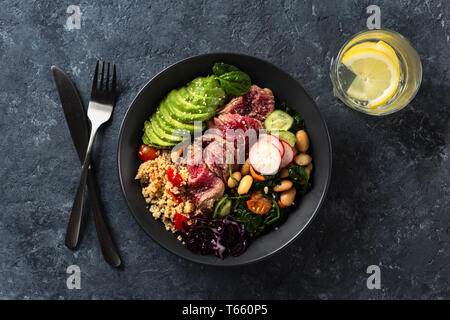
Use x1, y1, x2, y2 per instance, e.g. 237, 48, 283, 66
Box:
296, 130, 310, 153
237, 175, 253, 194
273, 180, 293, 192
280, 188, 296, 207
294, 153, 312, 166
227, 172, 242, 188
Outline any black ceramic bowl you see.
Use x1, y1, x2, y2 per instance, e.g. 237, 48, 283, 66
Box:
118, 53, 332, 266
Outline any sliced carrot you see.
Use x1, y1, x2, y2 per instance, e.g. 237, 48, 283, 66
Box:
173, 147, 184, 162
250, 165, 265, 181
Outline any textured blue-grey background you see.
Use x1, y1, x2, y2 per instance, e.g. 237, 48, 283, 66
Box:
0, 0, 448, 299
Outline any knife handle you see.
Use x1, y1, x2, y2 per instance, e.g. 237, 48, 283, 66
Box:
65, 125, 97, 249
87, 169, 122, 268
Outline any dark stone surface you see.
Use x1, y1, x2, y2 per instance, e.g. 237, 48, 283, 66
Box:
0, 0, 448, 299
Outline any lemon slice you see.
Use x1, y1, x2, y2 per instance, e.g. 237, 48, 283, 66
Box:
342, 48, 400, 108
344, 41, 399, 71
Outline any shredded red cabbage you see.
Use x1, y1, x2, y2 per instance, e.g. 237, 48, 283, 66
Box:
182, 215, 248, 259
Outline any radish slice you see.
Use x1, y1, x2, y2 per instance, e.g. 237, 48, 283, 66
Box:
249, 140, 282, 175
280, 140, 294, 168
259, 133, 284, 157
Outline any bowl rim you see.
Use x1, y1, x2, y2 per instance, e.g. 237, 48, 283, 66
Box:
117, 52, 332, 266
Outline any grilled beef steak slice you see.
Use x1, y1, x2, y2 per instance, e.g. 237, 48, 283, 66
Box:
178, 144, 224, 213
219, 85, 274, 121
214, 113, 262, 142
187, 162, 225, 213
203, 139, 239, 181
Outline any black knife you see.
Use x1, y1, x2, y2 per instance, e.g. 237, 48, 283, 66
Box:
52, 66, 121, 268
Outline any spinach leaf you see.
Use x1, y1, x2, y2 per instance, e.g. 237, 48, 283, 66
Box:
217, 71, 251, 96
232, 196, 284, 236
233, 199, 265, 235
263, 200, 281, 225
279, 103, 305, 132
252, 171, 281, 195
288, 165, 310, 195
212, 62, 240, 77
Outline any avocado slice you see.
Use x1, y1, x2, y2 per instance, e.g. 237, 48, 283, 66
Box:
166, 98, 215, 122
159, 100, 204, 133
142, 133, 163, 148
167, 88, 209, 113
142, 133, 152, 146
181, 87, 224, 109
144, 120, 176, 148
187, 76, 226, 100
140, 75, 225, 148
166, 89, 211, 114
151, 114, 184, 143
154, 110, 190, 138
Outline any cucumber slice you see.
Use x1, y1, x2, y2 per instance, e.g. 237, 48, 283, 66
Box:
216, 199, 232, 218
264, 110, 294, 131
269, 130, 296, 148
213, 195, 232, 218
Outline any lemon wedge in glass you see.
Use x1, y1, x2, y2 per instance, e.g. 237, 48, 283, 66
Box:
342, 42, 400, 108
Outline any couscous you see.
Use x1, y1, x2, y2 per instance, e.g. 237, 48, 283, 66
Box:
135, 150, 195, 233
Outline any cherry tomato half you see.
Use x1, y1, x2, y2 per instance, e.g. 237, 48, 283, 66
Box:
138, 144, 159, 162
246, 192, 272, 214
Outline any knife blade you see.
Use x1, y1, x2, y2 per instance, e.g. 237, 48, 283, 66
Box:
52, 66, 121, 268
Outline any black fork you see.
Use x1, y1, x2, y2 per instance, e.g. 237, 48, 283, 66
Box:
65, 61, 117, 251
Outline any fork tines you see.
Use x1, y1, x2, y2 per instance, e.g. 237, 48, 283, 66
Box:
91, 60, 116, 103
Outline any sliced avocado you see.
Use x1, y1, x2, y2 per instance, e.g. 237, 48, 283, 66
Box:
151, 114, 183, 143
140, 75, 225, 148
167, 89, 211, 113
187, 76, 226, 99
144, 120, 176, 148
188, 77, 226, 105
166, 98, 215, 122
142, 133, 152, 146
159, 100, 204, 133
182, 87, 224, 109
154, 110, 190, 138
142, 133, 162, 148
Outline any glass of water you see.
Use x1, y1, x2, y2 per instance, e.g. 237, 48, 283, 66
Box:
330, 29, 422, 115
